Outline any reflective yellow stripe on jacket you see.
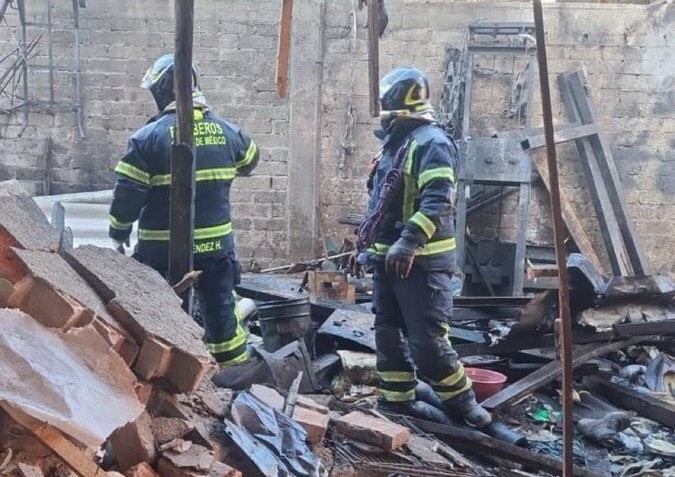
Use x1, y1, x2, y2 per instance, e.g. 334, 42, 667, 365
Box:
149, 167, 236, 187
138, 222, 233, 241
115, 161, 150, 185
236, 141, 258, 169
369, 237, 456, 256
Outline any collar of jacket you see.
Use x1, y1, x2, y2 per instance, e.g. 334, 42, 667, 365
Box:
146, 100, 210, 125
376, 116, 435, 150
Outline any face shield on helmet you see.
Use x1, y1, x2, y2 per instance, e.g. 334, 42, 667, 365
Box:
378, 66, 432, 130
141, 54, 199, 112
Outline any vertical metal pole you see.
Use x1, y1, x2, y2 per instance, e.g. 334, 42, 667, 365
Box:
169, 0, 196, 308
532, 2, 574, 476
367, 0, 380, 117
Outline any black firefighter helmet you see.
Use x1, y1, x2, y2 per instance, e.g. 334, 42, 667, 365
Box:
141, 54, 199, 112
379, 66, 432, 119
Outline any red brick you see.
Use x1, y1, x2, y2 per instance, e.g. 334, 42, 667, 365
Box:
10, 248, 138, 363
7, 276, 93, 330
134, 337, 172, 381
249, 384, 284, 411
164, 348, 213, 394
296, 396, 329, 415
135, 382, 154, 406
335, 411, 411, 451
92, 318, 139, 366
110, 412, 157, 471
66, 246, 212, 393
292, 406, 329, 445
125, 462, 161, 477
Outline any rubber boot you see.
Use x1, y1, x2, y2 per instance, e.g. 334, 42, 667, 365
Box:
377, 399, 454, 425
442, 389, 492, 428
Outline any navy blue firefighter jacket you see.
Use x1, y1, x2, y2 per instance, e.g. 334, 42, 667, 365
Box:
364, 119, 460, 271
109, 107, 259, 269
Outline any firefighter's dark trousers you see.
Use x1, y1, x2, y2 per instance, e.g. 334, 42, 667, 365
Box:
373, 266, 472, 403
134, 252, 248, 366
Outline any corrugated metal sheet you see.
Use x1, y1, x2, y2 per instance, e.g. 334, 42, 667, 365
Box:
34, 190, 138, 251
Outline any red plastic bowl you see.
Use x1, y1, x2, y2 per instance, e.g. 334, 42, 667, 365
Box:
465, 367, 508, 402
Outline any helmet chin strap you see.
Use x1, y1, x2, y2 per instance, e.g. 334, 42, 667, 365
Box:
379, 109, 412, 120
379, 108, 437, 131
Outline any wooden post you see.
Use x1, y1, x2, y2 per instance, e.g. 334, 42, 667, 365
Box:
367, 0, 380, 117
532, 1, 574, 476
275, 0, 293, 98
169, 0, 196, 307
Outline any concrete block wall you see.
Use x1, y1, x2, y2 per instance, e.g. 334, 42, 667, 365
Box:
319, 0, 673, 273
0, 0, 291, 266
0, 0, 672, 271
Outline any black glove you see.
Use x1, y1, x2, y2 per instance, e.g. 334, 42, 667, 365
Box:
385, 237, 418, 279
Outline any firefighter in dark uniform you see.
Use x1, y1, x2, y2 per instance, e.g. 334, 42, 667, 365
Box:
362, 67, 491, 427
108, 54, 259, 366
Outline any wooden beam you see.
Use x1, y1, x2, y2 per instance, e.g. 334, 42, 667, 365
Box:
407, 417, 605, 477
2, 405, 110, 477
564, 70, 651, 276
520, 123, 598, 151
558, 72, 632, 277
169, 0, 196, 297
367, 0, 380, 117
275, 0, 293, 98
532, 152, 606, 275
480, 336, 651, 412
584, 376, 675, 429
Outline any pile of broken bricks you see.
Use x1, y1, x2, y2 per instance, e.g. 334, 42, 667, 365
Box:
0, 180, 427, 477
0, 180, 232, 477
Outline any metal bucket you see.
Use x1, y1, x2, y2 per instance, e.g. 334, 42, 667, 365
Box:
258, 297, 312, 353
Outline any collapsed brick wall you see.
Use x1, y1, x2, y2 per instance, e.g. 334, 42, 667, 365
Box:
320, 0, 673, 272
0, 1, 672, 271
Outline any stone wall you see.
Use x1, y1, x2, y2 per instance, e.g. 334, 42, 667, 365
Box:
0, 0, 672, 271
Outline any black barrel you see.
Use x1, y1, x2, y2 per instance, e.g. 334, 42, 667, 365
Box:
257, 297, 312, 352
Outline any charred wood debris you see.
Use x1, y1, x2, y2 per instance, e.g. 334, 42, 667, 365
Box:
0, 34, 673, 477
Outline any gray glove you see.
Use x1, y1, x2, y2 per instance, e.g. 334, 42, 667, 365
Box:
111, 237, 130, 254
385, 237, 417, 279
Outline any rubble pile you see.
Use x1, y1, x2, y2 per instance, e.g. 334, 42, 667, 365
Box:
0, 176, 672, 477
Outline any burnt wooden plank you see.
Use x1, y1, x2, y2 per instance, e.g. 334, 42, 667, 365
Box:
584, 376, 675, 428
558, 72, 630, 276
520, 122, 598, 151
407, 417, 605, 477
564, 70, 651, 276
275, 0, 293, 98
613, 320, 675, 337
480, 336, 651, 411
531, 152, 606, 275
